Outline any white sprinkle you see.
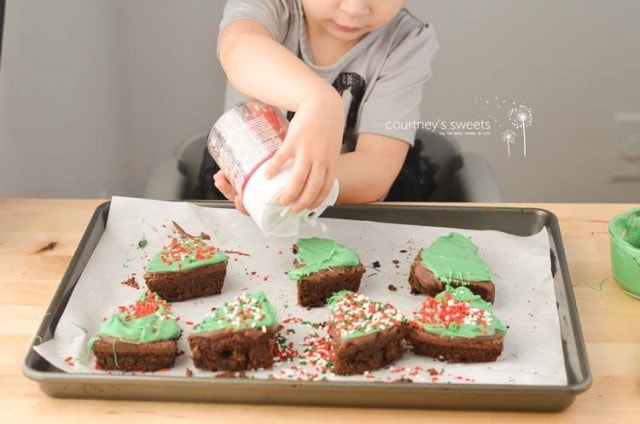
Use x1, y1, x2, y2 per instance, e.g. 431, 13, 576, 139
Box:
279, 205, 291, 218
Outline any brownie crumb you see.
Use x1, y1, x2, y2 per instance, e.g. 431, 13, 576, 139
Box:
428, 368, 441, 376
172, 220, 210, 240
394, 378, 413, 383
186, 368, 194, 377
121, 276, 139, 289
223, 249, 250, 257
399, 249, 407, 253
372, 261, 381, 268
215, 371, 248, 379
387, 284, 397, 292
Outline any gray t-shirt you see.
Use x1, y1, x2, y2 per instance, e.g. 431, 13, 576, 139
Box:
219, 0, 438, 150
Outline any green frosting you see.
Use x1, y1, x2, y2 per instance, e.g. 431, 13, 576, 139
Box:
609, 208, 640, 296
412, 286, 507, 338
420, 232, 492, 284
288, 238, 360, 281
145, 237, 228, 273
621, 209, 640, 248
193, 291, 277, 333
88, 292, 180, 350
327, 290, 352, 305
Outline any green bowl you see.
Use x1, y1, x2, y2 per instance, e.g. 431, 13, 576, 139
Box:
609, 207, 640, 299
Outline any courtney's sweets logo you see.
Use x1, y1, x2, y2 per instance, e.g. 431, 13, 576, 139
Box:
385, 98, 534, 158
385, 119, 492, 135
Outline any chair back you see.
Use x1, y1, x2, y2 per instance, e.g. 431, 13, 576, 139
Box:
176, 132, 208, 198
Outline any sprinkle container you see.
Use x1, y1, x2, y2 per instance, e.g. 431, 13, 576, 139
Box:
207, 101, 339, 236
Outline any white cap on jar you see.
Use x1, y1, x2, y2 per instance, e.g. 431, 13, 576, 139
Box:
242, 158, 339, 237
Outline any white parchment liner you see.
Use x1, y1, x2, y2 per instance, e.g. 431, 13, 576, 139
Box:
35, 197, 567, 385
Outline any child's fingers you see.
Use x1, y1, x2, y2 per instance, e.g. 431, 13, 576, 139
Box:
214, 171, 249, 215
233, 195, 249, 216
279, 155, 312, 207
265, 143, 294, 179
308, 170, 336, 211
213, 171, 237, 201
290, 165, 326, 214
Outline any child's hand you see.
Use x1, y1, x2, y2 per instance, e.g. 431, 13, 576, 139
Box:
213, 171, 249, 215
265, 89, 344, 214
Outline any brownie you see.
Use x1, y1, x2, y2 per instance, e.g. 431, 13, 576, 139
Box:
144, 237, 228, 302
407, 286, 507, 363
289, 238, 365, 308
92, 337, 177, 372
188, 291, 278, 372
409, 258, 495, 303
408, 232, 495, 303
89, 292, 181, 372
407, 330, 503, 363
189, 327, 277, 371
327, 291, 406, 375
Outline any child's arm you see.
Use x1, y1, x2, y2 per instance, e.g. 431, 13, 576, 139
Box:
214, 132, 408, 209
335, 133, 410, 203
219, 20, 345, 213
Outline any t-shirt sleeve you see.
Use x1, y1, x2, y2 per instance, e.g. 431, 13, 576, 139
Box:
358, 23, 439, 146
217, 0, 291, 56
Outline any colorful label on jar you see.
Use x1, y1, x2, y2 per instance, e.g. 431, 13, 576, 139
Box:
208, 101, 288, 194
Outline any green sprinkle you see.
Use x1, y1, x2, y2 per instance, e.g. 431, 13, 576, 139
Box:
70, 321, 88, 334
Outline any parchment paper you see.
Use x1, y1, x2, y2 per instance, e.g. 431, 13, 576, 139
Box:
35, 197, 567, 385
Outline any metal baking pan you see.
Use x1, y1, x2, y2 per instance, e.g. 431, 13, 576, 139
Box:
23, 201, 591, 411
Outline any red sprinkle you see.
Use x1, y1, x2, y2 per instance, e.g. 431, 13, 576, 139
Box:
159, 237, 220, 266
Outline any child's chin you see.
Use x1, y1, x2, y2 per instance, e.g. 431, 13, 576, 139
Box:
329, 27, 367, 42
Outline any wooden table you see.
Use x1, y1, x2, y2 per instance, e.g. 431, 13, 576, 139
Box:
1, 199, 638, 423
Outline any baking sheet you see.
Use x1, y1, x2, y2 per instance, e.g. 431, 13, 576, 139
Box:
34, 196, 566, 385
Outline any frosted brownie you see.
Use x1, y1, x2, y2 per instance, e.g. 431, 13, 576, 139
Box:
89, 292, 181, 372
327, 291, 406, 375
408, 232, 495, 302
188, 291, 278, 371
407, 286, 507, 363
144, 236, 228, 302
289, 238, 365, 308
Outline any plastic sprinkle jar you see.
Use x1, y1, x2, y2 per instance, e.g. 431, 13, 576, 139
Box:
207, 101, 339, 236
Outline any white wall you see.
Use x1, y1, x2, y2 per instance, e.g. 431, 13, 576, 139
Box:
0, 0, 128, 197
409, 0, 640, 202
0, 0, 226, 198
1, 0, 639, 201
118, 0, 226, 197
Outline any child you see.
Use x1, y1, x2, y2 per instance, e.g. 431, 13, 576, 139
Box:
199, 0, 438, 214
